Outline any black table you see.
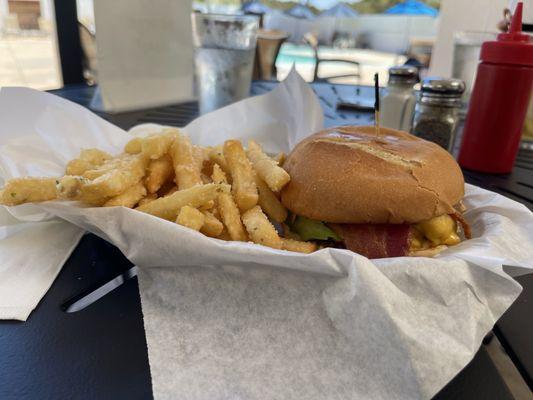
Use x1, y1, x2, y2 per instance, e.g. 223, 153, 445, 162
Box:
1, 82, 531, 400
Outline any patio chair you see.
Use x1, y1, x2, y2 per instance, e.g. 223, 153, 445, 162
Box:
303, 32, 360, 83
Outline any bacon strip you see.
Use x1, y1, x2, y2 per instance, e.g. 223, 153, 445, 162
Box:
331, 223, 413, 259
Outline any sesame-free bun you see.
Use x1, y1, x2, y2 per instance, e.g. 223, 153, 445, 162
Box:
281, 126, 465, 224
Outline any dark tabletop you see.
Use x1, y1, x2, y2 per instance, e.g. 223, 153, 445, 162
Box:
0, 81, 531, 399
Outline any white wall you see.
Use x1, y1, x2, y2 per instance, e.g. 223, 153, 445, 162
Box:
429, 0, 509, 76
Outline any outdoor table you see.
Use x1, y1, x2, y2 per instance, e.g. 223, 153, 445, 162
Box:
0, 81, 531, 399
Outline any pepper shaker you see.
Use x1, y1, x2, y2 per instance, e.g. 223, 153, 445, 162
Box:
411, 78, 465, 151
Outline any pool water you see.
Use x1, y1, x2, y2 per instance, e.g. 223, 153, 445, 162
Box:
276, 44, 316, 65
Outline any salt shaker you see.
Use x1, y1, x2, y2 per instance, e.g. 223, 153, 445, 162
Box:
411, 78, 465, 151
381, 66, 418, 131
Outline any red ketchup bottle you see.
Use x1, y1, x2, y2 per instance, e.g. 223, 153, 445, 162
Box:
459, 1, 533, 173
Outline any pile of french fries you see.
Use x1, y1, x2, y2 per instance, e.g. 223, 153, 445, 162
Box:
0, 128, 316, 253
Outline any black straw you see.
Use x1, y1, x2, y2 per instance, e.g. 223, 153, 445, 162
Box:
374, 73, 380, 112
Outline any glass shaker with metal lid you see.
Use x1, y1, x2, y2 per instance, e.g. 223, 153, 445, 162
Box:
381, 66, 418, 131
411, 78, 465, 151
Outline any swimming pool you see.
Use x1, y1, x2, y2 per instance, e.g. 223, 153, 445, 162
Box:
276, 44, 316, 65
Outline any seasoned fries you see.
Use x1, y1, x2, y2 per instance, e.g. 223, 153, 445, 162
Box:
0, 177, 58, 205
201, 211, 224, 237
145, 155, 174, 194
142, 133, 175, 160
224, 140, 258, 212
274, 152, 286, 166
80, 154, 148, 205
242, 206, 282, 249
176, 205, 205, 231
104, 181, 146, 208
138, 193, 157, 206
246, 140, 290, 192
212, 164, 248, 242
281, 238, 317, 254
255, 174, 288, 223
135, 183, 229, 221
66, 148, 112, 175
208, 145, 231, 177
80, 149, 113, 165
0, 129, 323, 254
125, 137, 143, 154
171, 133, 203, 190
57, 175, 87, 200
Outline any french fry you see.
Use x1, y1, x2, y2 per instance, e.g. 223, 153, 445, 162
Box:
66, 148, 112, 175
216, 228, 232, 241
125, 137, 143, 154
200, 210, 224, 237
274, 152, 286, 166
138, 193, 158, 206
255, 174, 288, 223
170, 133, 203, 190
82, 156, 127, 180
142, 133, 174, 160
208, 146, 231, 177
0, 177, 58, 205
246, 140, 290, 192
211, 164, 248, 242
135, 183, 229, 221
211, 163, 227, 185
281, 238, 317, 254
242, 205, 282, 249
193, 145, 209, 172
80, 148, 112, 165
176, 205, 205, 231
80, 154, 148, 205
145, 155, 174, 194
223, 140, 258, 212
57, 175, 88, 200
66, 159, 92, 176
104, 181, 147, 208
193, 145, 215, 209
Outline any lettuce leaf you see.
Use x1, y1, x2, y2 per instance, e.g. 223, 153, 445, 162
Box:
291, 216, 341, 242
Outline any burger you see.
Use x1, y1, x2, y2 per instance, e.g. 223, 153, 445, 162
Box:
281, 126, 471, 259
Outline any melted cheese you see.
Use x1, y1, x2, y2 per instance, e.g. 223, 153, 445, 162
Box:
414, 214, 460, 248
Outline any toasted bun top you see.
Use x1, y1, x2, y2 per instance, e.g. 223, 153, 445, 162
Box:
281, 126, 465, 224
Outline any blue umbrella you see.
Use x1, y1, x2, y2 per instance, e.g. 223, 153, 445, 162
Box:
385, 0, 438, 17
242, 1, 272, 14
321, 3, 358, 17
285, 4, 316, 19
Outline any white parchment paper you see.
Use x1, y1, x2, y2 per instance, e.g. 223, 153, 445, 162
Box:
0, 72, 532, 399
